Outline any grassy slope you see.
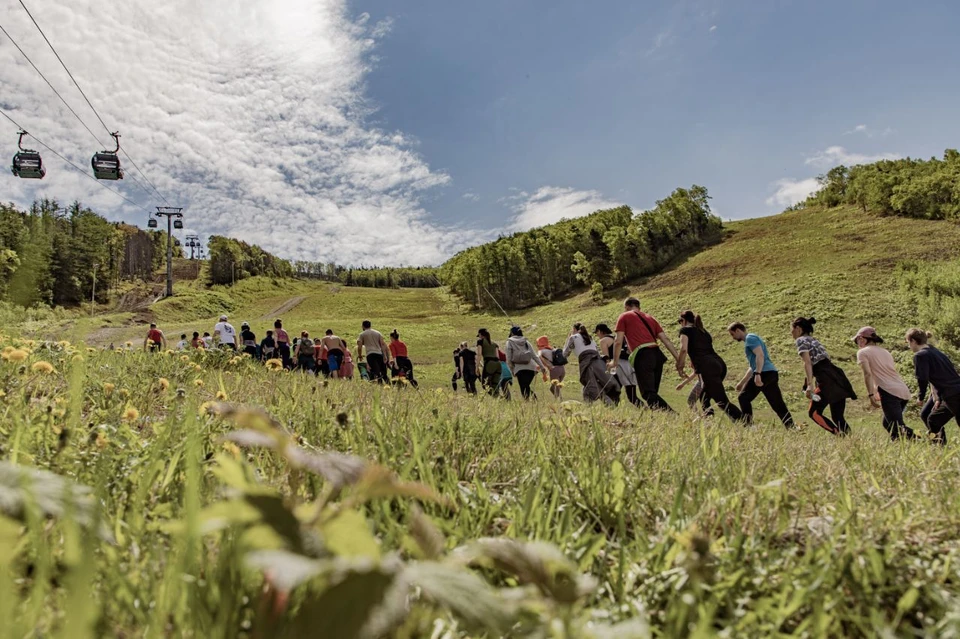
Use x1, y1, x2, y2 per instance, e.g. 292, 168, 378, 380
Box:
55, 205, 960, 422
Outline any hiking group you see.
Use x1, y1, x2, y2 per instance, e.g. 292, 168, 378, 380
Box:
451, 297, 960, 443
144, 316, 417, 386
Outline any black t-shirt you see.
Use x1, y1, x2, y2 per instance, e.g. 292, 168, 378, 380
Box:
453, 350, 461, 367
460, 348, 476, 368
680, 326, 717, 364
261, 336, 276, 349
241, 329, 256, 344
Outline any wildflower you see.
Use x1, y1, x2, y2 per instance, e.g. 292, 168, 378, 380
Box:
194, 379, 204, 387
222, 441, 241, 457
103, 382, 116, 397
71, 354, 84, 363
87, 347, 97, 354
7, 349, 29, 362
125, 342, 133, 348
95, 432, 108, 449
228, 357, 240, 365
158, 378, 170, 391
1, 346, 13, 356
57, 340, 71, 348
118, 389, 130, 399
0, 390, 6, 398
31, 361, 55, 374
180, 355, 190, 362
122, 405, 140, 422
199, 401, 217, 416
215, 391, 228, 401
194, 364, 203, 372
265, 358, 283, 371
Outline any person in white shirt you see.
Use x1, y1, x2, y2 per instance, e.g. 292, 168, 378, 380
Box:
563, 323, 620, 404
202, 332, 213, 349
214, 315, 237, 350
176, 333, 189, 351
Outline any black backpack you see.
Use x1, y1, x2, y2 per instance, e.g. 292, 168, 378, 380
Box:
551, 348, 568, 367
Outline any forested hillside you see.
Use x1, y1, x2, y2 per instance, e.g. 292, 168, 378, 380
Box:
440, 185, 722, 309
0, 199, 177, 307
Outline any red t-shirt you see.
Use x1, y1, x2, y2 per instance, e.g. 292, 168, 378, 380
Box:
147, 329, 163, 344
389, 340, 408, 358
614, 311, 663, 350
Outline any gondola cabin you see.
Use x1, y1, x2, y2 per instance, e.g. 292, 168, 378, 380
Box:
173, 219, 183, 230
12, 131, 45, 179
147, 218, 158, 229
91, 152, 123, 180
12, 150, 45, 179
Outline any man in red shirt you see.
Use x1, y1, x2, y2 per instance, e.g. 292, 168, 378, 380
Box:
610, 297, 680, 411
143, 323, 167, 352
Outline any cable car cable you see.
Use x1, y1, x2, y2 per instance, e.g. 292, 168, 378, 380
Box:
16, 0, 170, 204
1, 108, 153, 215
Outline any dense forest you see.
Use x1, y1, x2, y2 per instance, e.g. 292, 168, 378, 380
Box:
440, 185, 723, 310
206, 236, 293, 286
0, 199, 176, 307
805, 149, 960, 218
291, 261, 441, 288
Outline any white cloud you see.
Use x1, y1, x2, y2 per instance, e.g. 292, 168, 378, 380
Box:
766, 178, 822, 207
0, 0, 470, 266
843, 124, 894, 138
709, 25, 717, 32
804, 146, 900, 169
462, 190, 480, 202
505, 186, 621, 232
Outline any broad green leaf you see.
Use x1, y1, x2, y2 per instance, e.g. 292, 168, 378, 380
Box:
402, 561, 514, 633
322, 509, 380, 559
245, 549, 324, 591
897, 587, 920, 614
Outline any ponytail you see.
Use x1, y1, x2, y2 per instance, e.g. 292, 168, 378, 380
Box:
574, 322, 591, 346
906, 328, 932, 345
680, 310, 705, 332
791, 316, 817, 336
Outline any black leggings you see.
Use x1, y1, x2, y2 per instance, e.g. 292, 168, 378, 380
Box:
515, 370, 536, 400
633, 347, 672, 412
366, 353, 387, 383
878, 387, 916, 440
624, 385, 642, 407
393, 356, 418, 388
462, 370, 477, 395
738, 371, 794, 428
927, 393, 960, 445
809, 398, 850, 436
695, 356, 743, 422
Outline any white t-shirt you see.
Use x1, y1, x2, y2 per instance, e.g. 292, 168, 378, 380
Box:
202, 336, 213, 348
176, 340, 189, 351
214, 322, 236, 345
563, 334, 598, 358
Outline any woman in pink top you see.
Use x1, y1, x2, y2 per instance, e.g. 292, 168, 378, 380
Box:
854, 326, 918, 441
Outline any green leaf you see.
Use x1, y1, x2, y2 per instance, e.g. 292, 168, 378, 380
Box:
402, 561, 514, 633
245, 549, 324, 591
897, 587, 920, 614
245, 493, 306, 554
322, 509, 380, 559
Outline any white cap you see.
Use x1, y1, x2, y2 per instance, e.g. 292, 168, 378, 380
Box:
219, 314, 228, 321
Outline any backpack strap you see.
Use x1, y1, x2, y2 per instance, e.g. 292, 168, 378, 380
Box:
634, 311, 660, 348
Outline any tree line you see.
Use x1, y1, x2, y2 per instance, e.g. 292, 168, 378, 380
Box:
439, 185, 723, 310
806, 149, 960, 219
0, 199, 177, 307
291, 261, 441, 288
206, 236, 293, 286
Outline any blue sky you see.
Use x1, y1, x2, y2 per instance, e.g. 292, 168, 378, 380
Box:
355, 0, 960, 225
2, 0, 958, 264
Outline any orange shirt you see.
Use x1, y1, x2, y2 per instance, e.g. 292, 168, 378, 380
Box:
389, 340, 408, 358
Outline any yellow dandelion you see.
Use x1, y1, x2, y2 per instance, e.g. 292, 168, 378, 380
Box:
87, 347, 97, 354
31, 361, 55, 374
194, 379, 204, 387
222, 441, 241, 457
57, 340, 71, 348
2, 346, 13, 356
228, 357, 240, 365
7, 349, 29, 362
198, 401, 217, 416
215, 391, 228, 401
53, 408, 66, 419
124, 342, 133, 348
158, 377, 170, 391
194, 364, 203, 372
265, 358, 283, 371
180, 355, 190, 362
0, 390, 6, 398
122, 405, 140, 421
119, 389, 130, 399
103, 382, 116, 396
95, 432, 108, 449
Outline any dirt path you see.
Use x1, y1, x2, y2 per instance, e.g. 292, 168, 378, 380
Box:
259, 295, 306, 320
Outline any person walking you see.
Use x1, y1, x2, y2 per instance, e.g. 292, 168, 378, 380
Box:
274, 319, 292, 368
175, 333, 189, 351
611, 297, 680, 411
505, 326, 546, 400
596, 324, 641, 407
458, 341, 478, 395
295, 332, 316, 373
451, 345, 462, 392
240, 322, 258, 357
477, 329, 502, 395
790, 317, 856, 435
497, 348, 514, 399
564, 323, 620, 404
357, 320, 389, 383
907, 328, 960, 444
191, 331, 205, 349
314, 338, 328, 377
537, 336, 566, 400
143, 323, 166, 352
388, 330, 417, 388
727, 323, 796, 429
214, 315, 237, 351
260, 330, 277, 361
341, 346, 355, 380
202, 332, 213, 349
676, 310, 743, 422
854, 326, 918, 440
322, 330, 346, 379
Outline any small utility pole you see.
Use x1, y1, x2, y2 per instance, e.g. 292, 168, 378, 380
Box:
91, 262, 98, 316
154, 207, 184, 297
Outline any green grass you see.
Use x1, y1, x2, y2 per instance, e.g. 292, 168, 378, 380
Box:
4, 205, 960, 637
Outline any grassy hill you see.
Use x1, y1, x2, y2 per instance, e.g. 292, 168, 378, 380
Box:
6, 205, 960, 636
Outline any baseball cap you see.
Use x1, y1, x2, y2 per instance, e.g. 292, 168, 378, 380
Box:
853, 326, 883, 343
219, 314, 228, 321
